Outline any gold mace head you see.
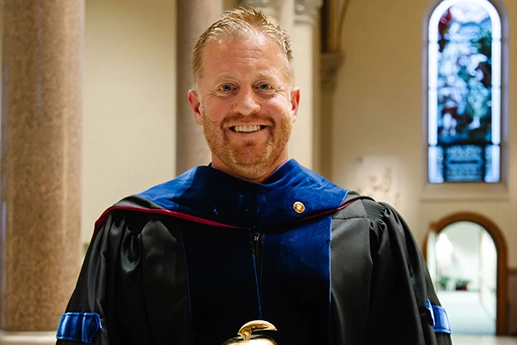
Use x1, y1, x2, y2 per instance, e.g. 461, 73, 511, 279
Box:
221, 320, 278, 344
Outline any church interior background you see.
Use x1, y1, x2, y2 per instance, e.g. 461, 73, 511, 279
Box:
0, 0, 515, 344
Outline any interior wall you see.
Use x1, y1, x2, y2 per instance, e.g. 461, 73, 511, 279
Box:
82, 0, 176, 243
330, 0, 517, 273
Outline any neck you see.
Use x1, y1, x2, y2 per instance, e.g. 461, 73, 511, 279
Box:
210, 158, 290, 184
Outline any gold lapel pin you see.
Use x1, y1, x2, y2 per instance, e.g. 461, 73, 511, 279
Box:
293, 201, 305, 214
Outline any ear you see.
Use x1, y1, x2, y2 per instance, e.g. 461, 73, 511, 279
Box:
289, 88, 300, 123
188, 89, 204, 125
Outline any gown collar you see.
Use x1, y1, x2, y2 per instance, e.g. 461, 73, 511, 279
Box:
135, 159, 348, 230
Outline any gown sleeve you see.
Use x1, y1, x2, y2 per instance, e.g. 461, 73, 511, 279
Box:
331, 192, 452, 345
362, 196, 452, 345
55, 210, 119, 345
56, 200, 191, 345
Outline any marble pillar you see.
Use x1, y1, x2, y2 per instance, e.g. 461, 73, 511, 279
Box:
318, 51, 344, 178
0, 1, 84, 344
318, 0, 346, 179
288, 0, 322, 170
176, 1, 222, 175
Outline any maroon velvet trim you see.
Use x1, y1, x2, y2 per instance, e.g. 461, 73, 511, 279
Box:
91, 206, 240, 241
90, 197, 366, 242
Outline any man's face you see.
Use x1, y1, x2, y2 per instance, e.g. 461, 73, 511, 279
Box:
188, 34, 300, 183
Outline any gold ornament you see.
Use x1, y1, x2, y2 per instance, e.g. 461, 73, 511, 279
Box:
222, 320, 278, 344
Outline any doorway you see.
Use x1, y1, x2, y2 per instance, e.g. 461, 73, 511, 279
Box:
424, 212, 508, 335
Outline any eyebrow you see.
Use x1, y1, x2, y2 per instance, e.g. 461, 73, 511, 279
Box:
212, 71, 282, 85
212, 73, 235, 84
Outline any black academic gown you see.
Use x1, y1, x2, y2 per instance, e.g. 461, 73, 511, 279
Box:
56, 160, 452, 345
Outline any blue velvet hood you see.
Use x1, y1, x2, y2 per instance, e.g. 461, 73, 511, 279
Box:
134, 159, 348, 229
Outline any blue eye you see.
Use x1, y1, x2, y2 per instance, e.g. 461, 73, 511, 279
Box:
258, 83, 271, 90
220, 84, 233, 92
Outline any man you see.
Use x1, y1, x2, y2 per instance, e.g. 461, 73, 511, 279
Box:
56, 7, 452, 345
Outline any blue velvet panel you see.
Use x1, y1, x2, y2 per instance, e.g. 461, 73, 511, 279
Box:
56, 312, 102, 343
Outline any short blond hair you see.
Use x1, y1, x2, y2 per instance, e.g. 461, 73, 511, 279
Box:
192, 7, 294, 88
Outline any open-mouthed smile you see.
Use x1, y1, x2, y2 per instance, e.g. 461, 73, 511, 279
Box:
231, 125, 265, 133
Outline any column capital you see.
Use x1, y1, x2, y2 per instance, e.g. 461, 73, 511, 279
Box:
295, 0, 322, 25
239, 0, 282, 21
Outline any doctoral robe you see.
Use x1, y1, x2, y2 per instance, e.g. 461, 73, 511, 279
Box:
56, 160, 451, 345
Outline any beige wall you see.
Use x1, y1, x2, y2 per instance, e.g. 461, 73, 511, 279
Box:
330, 0, 517, 272
82, 0, 176, 243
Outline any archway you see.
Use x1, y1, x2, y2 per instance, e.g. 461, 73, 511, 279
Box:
424, 212, 508, 335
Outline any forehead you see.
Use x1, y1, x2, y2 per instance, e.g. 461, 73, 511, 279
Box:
200, 35, 290, 82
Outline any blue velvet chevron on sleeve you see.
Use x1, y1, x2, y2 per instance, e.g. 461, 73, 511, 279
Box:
56, 312, 102, 343
426, 299, 452, 334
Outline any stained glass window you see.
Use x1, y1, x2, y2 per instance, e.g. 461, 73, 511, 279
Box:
428, 0, 501, 183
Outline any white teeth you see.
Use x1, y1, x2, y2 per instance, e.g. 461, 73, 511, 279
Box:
233, 125, 261, 133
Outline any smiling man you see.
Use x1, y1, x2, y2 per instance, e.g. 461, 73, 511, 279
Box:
56, 7, 452, 345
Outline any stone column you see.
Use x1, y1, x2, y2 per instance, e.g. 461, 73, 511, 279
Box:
318, 0, 347, 178
0, 1, 84, 344
318, 51, 343, 177
288, 0, 322, 170
176, 1, 222, 175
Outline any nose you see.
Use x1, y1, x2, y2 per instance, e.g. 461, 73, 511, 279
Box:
233, 87, 261, 116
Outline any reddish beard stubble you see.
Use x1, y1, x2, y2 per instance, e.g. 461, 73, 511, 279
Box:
200, 111, 293, 182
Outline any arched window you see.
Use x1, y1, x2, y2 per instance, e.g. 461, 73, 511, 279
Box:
427, 0, 502, 183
